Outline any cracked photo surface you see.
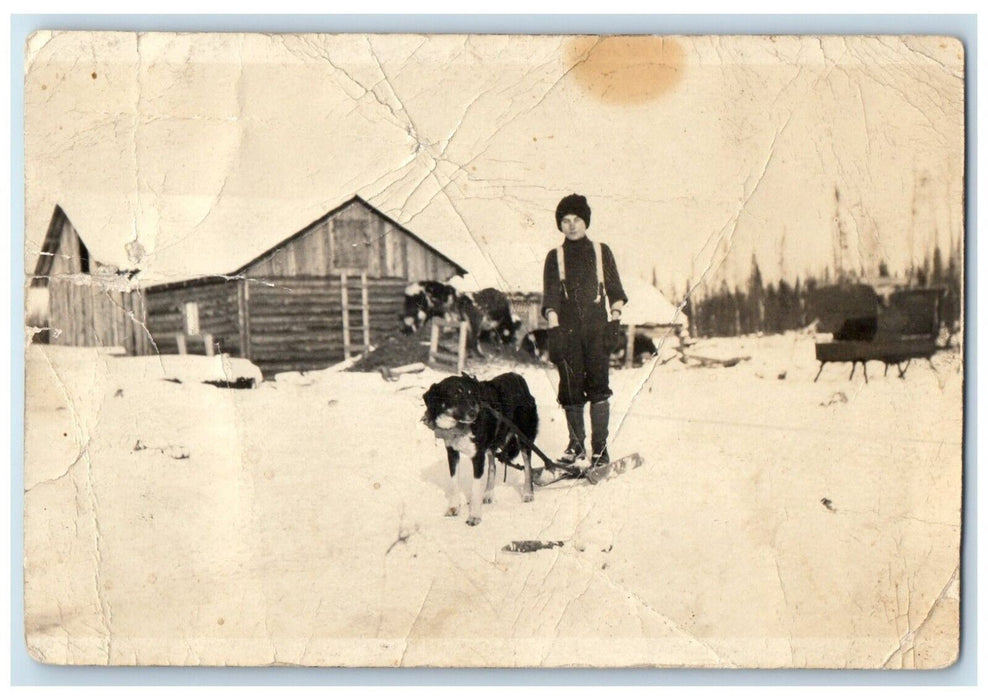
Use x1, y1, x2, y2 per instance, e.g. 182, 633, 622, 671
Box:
23, 32, 964, 668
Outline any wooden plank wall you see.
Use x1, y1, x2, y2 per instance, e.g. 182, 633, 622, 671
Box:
242, 200, 460, 282
246, 276, 408, 377
144, 280, 242, 356
47, 277, 150, 354
506, 292, 545, 333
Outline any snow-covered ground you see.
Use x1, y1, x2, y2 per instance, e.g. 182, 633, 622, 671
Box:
23, 333, 962, 668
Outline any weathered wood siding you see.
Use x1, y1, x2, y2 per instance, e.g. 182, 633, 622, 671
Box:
144, 279, 242, 356
507, 292, 545, 332
241, 199, 459, 282
47, 277, 150, 354
42, 214, 88, 279
245, 276, 408, 377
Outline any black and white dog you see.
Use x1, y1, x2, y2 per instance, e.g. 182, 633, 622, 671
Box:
401, 281, 459, 334
468, 288, 523, 346
520, 328, 551, 363
422, 373, 539, 526
401, 281, 522, 355
608, 330, 659, 367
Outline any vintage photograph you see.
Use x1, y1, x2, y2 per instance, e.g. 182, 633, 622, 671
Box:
23, 32, 964, 668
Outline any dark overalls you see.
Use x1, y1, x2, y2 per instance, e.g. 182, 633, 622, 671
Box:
541, 236, 627, 407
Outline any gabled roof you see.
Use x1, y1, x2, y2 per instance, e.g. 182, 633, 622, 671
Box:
31, 205, 84, 286
31, 205, 139, 288
229, 195, 466, 278
143, 195, 467, 292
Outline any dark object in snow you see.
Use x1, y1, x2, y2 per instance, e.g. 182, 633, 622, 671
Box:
349, 324, 542, 373
350, 333, 431, 371
679, 352, 750, 369
777, 371, 787, 380
379, 362, 427, 382
608, 330, 658, 367
812, 285, 943, 384
164, 446, 190, 460
203, 377, 257, 390
502, 540, 564, 553
132, 439, 189, 460
385, 526, 417, 554
821, 498, 836, 512
114, 388, 124, 397
820, 391, 849, 407
163, 378, 182, 384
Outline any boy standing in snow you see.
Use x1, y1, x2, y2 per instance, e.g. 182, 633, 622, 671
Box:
541, 194, 628, 474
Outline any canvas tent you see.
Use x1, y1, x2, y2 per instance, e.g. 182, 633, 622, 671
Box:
618, 275, 686, 328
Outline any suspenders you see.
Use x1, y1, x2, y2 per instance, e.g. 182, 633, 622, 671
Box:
556, 240, 606, 305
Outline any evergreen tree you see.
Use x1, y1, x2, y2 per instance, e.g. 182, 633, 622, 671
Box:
683, 279, 695, 336
748, 254, 765, 333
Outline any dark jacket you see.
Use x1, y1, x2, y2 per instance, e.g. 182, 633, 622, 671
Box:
542, 236, 628, 328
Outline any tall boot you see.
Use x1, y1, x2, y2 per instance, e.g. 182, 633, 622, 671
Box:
559, 404, 587, 464
590, 399, 610, 466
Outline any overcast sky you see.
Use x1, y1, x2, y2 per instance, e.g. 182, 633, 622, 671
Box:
25, 32, 964, 296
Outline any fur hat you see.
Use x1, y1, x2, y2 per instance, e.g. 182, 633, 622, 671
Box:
555, 193, 591, 230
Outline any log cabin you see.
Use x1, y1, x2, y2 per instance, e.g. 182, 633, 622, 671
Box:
142, 195, 466, 377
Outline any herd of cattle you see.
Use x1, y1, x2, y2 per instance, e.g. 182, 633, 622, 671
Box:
401, 280, 658, 365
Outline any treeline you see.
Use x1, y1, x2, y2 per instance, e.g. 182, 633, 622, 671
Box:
681, 244, 963, 339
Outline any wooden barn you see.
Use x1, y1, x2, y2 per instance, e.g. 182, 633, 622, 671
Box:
30, 206, 151, 354
143, 196, 466, 377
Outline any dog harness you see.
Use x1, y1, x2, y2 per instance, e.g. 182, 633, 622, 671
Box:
556, 240, 606, 305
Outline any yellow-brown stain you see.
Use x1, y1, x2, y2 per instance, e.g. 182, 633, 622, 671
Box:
91, 72, 97, 80
565, 36, 685, 104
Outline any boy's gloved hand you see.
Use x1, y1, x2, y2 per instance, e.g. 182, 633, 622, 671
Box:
547, 327, 565, 364
604, 320, 624, 351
